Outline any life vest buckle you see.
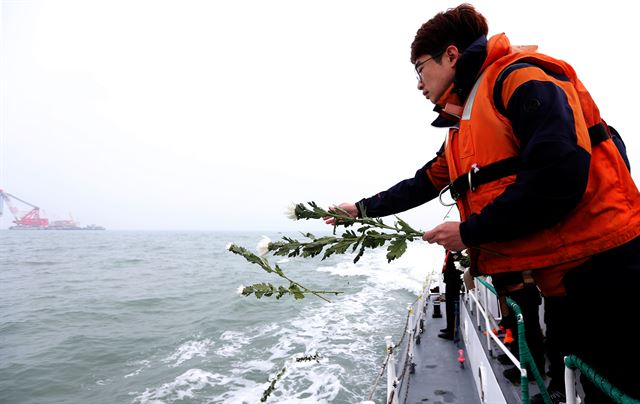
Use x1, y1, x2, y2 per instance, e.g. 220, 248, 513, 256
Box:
468, 163, 480, 192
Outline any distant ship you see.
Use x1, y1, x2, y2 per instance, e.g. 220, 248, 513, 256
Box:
1, 190, 105, 230
43, 220, 106, 230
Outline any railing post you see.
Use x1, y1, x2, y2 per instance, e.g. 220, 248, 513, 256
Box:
564, 356, 577, 404
475, 288, 481, 328
407, 303, 415, 374
385, 336, 399, 404
483, 284, 492, 352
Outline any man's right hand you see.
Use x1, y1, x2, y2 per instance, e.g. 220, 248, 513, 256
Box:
323, 203, 358, 225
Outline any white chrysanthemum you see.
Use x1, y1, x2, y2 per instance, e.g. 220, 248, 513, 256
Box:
256, 236, 272, 257
236, 285, 245, 294
225, 242, 234, 251
284, 203, 298, 221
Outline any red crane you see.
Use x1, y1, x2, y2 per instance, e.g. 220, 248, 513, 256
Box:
0, 190, 49, 229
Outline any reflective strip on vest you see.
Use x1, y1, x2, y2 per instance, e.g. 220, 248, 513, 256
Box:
461, 72, 485, 121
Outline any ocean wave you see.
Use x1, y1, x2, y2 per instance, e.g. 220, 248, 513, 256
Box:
316, 243, 441, 295
163, 338, 214, 367
215, 331, 251, 357
124, 360, 151, 378
220, 276, 415, 402
131, 368, 226, 403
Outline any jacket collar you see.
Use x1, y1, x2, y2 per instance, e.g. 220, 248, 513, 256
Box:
430, 34, 512, 127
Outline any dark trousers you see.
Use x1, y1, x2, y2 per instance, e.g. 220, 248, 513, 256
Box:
502, 286, 546, 373
543, 296, 570, 392
563, 236, 640, 403
444, 277, 461, 333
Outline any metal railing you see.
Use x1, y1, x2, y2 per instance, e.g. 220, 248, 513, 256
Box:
564, 355, 640, 404
364, 276, 434, 404
370, 272, 640, 404
469, 277, 551, 404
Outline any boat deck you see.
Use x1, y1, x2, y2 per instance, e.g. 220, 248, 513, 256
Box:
398, 296, 481, 404
395, 292, 553, 404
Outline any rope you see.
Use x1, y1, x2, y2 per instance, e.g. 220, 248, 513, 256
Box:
400, 340, 411, 404
564, 355, 640, 404
366, 304, 412, 402
402, 360, 412, 404
367, 275, 434, 402
394, 309, 412, 349
366, 353, 390, 401
397, 278, 434, 403
475, 277, 550, 404
396, 336, 412, 387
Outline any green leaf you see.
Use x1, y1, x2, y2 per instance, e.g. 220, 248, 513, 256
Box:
276, 286, 288, 299
289, 283, 305, 300
244, 282, 277, 299
386, 237, 407, 263
395, 216, 418, 233
353, 244, 366, 264
322, 238, 355, 259
229, 245, 273, 273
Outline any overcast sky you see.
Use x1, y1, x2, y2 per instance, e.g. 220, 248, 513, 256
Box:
1, 0, 638, 231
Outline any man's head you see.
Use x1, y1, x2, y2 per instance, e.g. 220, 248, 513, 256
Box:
411, 4, 488, 103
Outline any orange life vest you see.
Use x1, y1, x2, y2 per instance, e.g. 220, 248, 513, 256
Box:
444, 34, 640, 275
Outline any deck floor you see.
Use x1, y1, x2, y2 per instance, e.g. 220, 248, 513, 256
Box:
400, 296, 481, 404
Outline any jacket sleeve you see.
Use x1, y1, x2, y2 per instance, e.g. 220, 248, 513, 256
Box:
460, 66, 590, 246
357, 145, 448, 218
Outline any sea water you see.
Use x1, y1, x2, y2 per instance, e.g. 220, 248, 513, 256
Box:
0, 230, 444, 403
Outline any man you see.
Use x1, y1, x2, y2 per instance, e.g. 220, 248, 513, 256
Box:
438, 250, 463, 341
325, 4, 640, 404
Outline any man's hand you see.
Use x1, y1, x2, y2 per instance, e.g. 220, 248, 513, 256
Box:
323, 203, 358, 225
422, 221, 466, 251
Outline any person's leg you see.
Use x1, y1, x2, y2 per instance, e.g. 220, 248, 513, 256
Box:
543, 296, 570, 393
509, 286, 545, 375
444, 279, 456, 333
563, 237, 640, 403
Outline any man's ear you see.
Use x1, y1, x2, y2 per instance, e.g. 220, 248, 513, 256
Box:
445, 45, 460, 67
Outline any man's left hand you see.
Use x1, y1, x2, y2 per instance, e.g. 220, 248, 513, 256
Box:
422, 221, 466, 251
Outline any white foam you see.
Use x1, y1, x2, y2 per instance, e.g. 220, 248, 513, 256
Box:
124, 360, 151, 378
163, 338, 214, 367
132, 369, 226, 403
317, 243, 442, 295
270, 364, 342, 403
237, 359, 274, 373
215, 379, 269, 404
216, 330, 251, 357
217, 243, 445, 403
227, 354, 342, 404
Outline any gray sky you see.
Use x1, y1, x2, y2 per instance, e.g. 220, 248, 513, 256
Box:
1, 0, 638, 231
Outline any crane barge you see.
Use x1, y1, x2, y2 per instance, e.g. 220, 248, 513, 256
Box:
0, 190, 104, 230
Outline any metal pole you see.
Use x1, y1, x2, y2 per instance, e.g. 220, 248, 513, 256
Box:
564, 357, 577, 404
385, 336, 399, 404
483, 284, 492, 351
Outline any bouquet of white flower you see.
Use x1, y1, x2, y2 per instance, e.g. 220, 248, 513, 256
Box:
226, 201, 427, 302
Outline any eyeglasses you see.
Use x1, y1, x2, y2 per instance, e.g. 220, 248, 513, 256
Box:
414, 51, 444, 81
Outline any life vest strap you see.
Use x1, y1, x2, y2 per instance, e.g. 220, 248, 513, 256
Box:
447, 122, 609, 200
587, 121, 610, 146
448, 157, 521, 201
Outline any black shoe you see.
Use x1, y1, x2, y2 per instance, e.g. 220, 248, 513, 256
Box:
437, 332, 454, 340
440, 328, 452, 333
503, 366, 522, 384
497, 353, 512, 365
530, 389, 566, 404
